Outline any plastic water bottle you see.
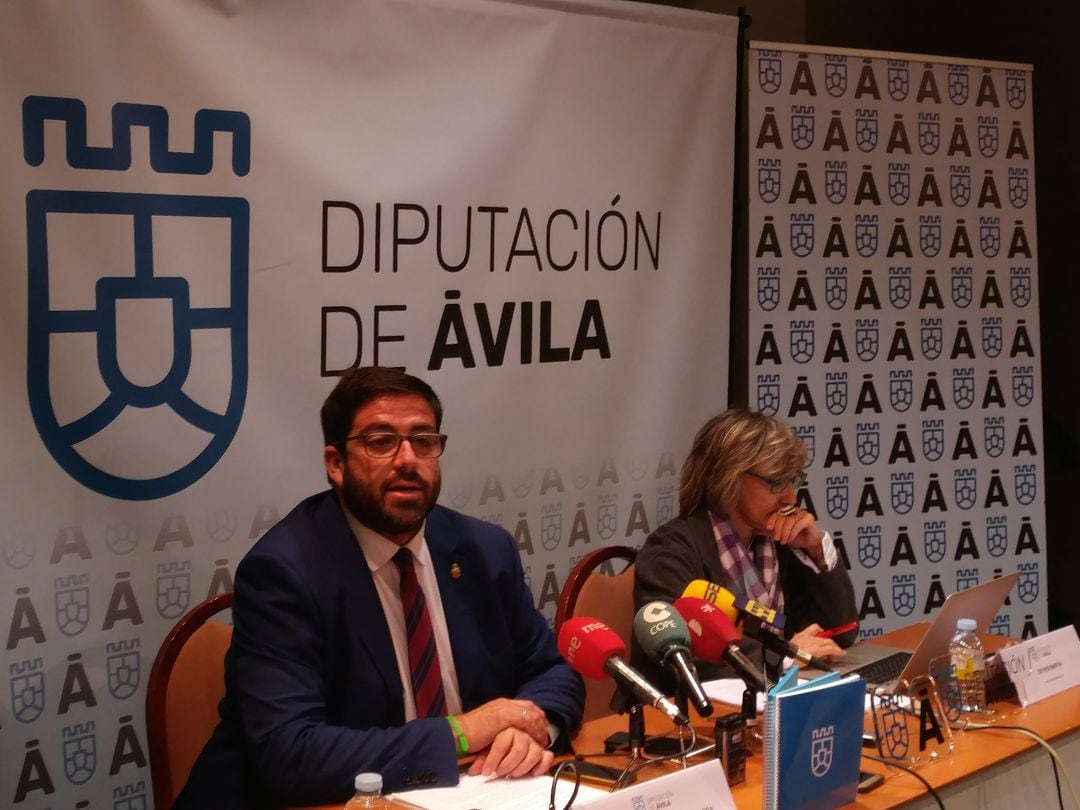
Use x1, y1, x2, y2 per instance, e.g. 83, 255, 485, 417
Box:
949, 618, 986, 712
344, 772, 387, 809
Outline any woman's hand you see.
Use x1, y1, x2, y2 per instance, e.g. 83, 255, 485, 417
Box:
765, 506, 824, 553
788, 623, 845, 665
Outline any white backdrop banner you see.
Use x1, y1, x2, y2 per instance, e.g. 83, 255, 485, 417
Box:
0, 2, 737, 806
748, 44, 1044, 641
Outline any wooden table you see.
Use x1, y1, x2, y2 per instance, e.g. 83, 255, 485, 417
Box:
555, 624, 1080, 808
296, 624, 1080, 809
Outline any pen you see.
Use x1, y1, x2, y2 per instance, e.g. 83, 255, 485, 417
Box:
816, 621, 858, 638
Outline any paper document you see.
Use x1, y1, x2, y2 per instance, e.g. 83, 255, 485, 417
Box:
394, 772, 610, 810
702, 677, 767, 711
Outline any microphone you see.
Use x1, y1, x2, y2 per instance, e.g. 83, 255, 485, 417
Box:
633, 601, 713, 718
682, 579, 786, 629
741, 615, 834, 671
682, 580, 833, 671
557, 616, 690, 726
673, 596, 767, 693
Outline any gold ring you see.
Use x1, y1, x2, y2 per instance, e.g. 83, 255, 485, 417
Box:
522, 709, 528, 718
777, 505, 798, 516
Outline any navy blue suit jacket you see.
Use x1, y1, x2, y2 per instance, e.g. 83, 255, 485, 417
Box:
176, 491, 583, 809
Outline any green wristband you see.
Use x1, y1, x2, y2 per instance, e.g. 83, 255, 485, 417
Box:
447, 715, 469, 757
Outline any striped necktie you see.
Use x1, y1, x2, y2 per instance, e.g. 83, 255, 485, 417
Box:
393, 548, 447, 718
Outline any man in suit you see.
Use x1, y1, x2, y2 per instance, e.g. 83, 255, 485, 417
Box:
176, 367, 583, 809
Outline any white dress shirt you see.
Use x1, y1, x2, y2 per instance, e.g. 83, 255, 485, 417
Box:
344, 505, 559, 746
344, 509, 463, 721
792, 530, 839, 571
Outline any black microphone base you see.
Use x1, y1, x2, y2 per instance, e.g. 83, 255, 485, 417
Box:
643, 737, 692, 756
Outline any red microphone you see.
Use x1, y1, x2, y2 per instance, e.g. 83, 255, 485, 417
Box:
557, 616, 688, 725
674, 596, 767, 692
681, 580, 834, 670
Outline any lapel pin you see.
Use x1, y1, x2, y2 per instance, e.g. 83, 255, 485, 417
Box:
450, 562, 462, 580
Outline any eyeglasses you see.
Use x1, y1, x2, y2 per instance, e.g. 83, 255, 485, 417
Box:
746, 470, 807, 493
339, 432, 448, 459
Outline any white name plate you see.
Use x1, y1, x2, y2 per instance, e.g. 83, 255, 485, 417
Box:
578, 759, 735, 810
995, 626, 1080, 707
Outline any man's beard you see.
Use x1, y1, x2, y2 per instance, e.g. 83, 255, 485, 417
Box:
340, 466, 440, 541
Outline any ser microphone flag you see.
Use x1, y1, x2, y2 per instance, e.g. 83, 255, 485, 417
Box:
682, 578, 786, 629
681, 580, 833, 671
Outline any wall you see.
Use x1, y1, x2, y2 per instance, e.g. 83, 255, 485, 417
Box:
655, 0, 1077, 630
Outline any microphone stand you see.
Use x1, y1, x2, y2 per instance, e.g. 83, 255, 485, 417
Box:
671, 688, 693, 765
738, 637, 776, 754
741, 687, 761, 753
614, 702, 702, 790
638, 687, 702, 760
614, 703, 646, 789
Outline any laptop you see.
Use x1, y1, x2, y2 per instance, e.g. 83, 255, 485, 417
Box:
803, 571, 1020, 691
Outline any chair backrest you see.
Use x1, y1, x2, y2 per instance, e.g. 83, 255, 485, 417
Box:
554, 545, 637, 723
146, 591, 234, 810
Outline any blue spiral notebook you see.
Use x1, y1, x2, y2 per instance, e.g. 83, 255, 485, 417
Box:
763, 668, 865, 810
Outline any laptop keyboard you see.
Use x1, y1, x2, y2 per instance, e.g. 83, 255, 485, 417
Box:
852, 651, 913, 685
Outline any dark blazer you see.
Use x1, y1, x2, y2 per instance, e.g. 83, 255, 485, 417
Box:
176, 491, 583, 809
630, 505, 859, 692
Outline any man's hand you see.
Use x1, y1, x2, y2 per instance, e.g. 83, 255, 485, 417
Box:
466, 727, 554, 779
453, 697, 548, 753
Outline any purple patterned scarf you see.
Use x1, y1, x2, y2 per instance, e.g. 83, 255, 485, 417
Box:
708, 508, 784, 613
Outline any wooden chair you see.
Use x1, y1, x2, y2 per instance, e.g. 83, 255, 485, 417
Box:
554, 545, 637, 722
146, 591, 234, 810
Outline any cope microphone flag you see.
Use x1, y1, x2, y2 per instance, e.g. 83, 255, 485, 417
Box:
557, 616, 689, 726
633, 601, 713, 717
682, 580, 833, 671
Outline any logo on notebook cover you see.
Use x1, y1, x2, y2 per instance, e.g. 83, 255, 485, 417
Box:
810, 725, 834, 776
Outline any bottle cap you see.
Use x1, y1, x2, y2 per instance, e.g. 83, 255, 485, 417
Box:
956, 618, 977, 632
354, 772, 382, 792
